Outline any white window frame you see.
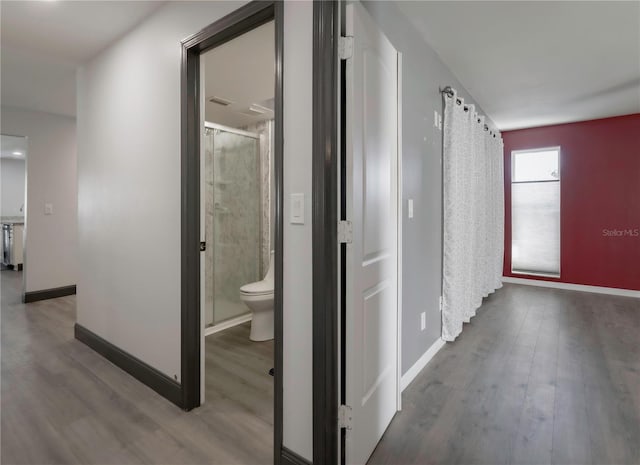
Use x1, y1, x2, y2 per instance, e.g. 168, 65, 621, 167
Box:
511, 146, 561, 278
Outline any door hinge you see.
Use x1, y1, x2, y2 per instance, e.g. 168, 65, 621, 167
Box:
338, 220, 353, 244
338, 404, 353, 430
200, 241, 206, 252
439, 295, 443, 312
338, 36, 354, 60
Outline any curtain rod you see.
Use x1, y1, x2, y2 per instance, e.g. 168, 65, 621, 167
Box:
440, 86, 499, 139
441, 86, 455, 98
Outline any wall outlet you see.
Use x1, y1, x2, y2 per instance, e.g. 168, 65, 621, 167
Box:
408, 199, 414, 219
44, 203, 53, 215
420, 311, 426, 331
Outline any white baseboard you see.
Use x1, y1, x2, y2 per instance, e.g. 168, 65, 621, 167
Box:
204, 313, 252, 337
401, 337, 446, 392
502, 276, 640, 298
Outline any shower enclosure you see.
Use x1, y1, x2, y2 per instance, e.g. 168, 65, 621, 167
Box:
204, 122, 263, 327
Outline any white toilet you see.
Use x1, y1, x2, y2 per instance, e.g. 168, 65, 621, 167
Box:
239, 251, 274, 341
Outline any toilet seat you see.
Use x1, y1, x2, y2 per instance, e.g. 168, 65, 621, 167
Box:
240, 279, 273, 296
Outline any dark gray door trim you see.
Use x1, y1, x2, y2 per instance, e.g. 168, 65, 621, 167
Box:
273, 3, 284, 462
180, 1, 285, 463
312, 1, 340, 464
282, 446, 312, 465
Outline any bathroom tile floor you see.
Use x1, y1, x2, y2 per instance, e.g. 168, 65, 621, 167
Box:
1, 270, 273, 465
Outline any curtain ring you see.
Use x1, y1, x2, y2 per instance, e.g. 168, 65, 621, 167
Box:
442, 87, 455, 98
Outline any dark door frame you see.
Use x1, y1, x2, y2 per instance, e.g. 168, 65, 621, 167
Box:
182, 1, 342, 464
179, 1, 286, 463
312, 1, 340, 465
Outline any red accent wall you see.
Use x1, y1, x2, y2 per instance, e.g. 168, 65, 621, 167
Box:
503, 114, 640, 291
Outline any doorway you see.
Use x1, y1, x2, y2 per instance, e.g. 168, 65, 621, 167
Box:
199, 19, 276, 463
311, 2, 402, 464
180, 2, 284, 463
0, 135, 27, 290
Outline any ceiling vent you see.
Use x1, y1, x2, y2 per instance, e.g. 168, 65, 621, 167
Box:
240, 107, 264, 116
250, 103, 273, 114
208, 96, 233, 106
239, 103, 275, 116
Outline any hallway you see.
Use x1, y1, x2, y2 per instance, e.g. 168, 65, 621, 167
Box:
369, 284, 640, 465
1, 270, 272, 465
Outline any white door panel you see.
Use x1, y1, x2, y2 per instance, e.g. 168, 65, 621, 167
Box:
345, 2, 399, 464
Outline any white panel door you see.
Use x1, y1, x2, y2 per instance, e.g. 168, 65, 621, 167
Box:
344, 3, 399, 464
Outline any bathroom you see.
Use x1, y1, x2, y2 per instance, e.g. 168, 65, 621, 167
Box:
203, 120, 274, 338
200, 19, 274, 461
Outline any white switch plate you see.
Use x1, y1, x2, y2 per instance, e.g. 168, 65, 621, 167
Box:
434, 110, 439, 128
408, 199, 414, 219
290, 193, 304, 224
420, 312, 426, 331
44, 203, 53, 215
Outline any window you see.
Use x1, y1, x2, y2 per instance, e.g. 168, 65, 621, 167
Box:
511, 147, 560, 276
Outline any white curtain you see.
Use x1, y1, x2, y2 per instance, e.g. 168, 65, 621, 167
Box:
442, 89, 504, 341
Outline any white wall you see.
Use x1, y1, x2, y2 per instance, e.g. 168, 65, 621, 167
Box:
1, 107, 77, 292
77, 1, 313, 459
0, 158, 26, 217
77, 1, 242, 382
282, 1, 313, 460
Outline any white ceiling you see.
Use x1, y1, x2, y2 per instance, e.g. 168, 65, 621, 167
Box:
1, 46, 78, 117
398, 1, 640, 130
203, 21, 275, 128
3, 1, 636, 130
0, 134, 28, 160
1, 1, 166, 63
1, 1, 166, 117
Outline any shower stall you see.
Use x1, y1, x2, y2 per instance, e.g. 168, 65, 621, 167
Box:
203, 121, 271, 329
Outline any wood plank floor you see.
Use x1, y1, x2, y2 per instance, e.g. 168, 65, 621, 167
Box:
1, 270, 273, 465
368, 283, 640, 465
4, 266, 639, 465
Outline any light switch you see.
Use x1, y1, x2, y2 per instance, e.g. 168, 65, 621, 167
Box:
44, 203, 53, 215
290, 193, 304, 224
408, 199, 414, 219
434, 110, 439, 128
420, 312, 426, 331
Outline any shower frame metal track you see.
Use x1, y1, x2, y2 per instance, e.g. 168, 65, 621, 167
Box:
204, 121, 260, 139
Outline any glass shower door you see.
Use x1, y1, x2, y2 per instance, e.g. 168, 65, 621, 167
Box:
204, 126, 262, 326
